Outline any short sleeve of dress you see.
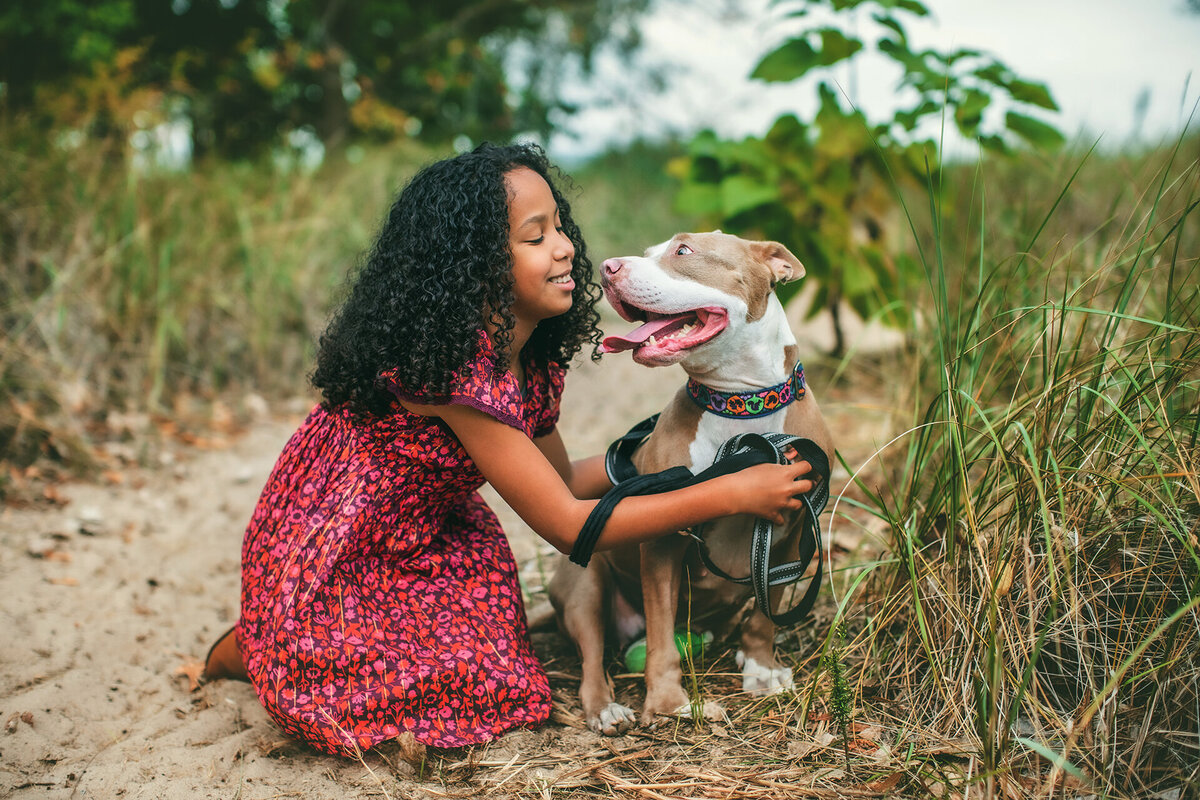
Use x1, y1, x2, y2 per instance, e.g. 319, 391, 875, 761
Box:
377, 334, 566, 436
444, 349, 526, 430
377, 336, 524, 430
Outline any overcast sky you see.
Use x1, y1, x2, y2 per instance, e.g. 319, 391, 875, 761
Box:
546, 0, 1200, 160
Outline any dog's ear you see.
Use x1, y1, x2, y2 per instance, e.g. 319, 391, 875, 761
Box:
750, 240, 805, 285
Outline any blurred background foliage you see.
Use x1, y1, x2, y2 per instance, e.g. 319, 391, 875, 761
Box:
672, 0, 1063, 355
0, 0, 650, 157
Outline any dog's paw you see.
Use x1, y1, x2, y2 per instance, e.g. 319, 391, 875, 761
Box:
736, 650, 794, 696
588, 702, 637, 736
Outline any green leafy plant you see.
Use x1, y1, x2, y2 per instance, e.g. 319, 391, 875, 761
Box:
672, 0, 1065, 354
823, 618, 854, 767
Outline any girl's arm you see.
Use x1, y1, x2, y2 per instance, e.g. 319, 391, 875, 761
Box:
533, 427, 612, 500
405, 400, 815, 555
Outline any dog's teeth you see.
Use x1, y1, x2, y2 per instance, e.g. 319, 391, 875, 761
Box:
648, 336, 658, 347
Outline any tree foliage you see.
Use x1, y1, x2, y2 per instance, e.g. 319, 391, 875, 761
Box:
0, 0, 650, 156
672, 0, 1064, 354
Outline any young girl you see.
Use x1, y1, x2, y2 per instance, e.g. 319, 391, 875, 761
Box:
203, 142, 815, 755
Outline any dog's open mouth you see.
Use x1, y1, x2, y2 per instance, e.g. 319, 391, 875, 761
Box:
599, 304, 729, 364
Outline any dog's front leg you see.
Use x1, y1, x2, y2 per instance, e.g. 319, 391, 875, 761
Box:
549, 559, 637, 735
638, 535, 725, 725
737, 599, 794, 696
638, 535, 689, 723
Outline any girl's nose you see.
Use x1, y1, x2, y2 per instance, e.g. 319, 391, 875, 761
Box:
556, 230, 575, 259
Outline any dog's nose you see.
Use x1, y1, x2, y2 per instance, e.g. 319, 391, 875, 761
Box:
603, 258, 625, 276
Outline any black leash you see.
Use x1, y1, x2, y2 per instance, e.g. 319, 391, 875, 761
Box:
573, 415, 829, 627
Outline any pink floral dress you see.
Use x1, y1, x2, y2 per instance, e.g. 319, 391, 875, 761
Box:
236, 338, 562, 754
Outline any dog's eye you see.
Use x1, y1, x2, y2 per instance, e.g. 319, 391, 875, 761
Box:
674, 244, 693, 256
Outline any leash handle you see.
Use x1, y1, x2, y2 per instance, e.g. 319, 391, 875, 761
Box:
589, 418, 831, 626
692, 433, 828, 626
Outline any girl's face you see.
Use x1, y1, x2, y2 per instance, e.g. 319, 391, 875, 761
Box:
504, 167, 576, 331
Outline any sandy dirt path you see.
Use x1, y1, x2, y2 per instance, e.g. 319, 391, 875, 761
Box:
1, 310, 897, 799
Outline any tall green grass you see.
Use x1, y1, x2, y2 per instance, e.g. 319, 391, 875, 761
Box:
831, 134, 1200, 797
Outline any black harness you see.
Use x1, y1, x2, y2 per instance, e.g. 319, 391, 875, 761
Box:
571, 413, 830, 626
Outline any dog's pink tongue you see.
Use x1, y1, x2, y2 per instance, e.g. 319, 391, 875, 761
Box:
599, 317, 681, 353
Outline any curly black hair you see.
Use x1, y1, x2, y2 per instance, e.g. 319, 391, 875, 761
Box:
311, 142, 603, 417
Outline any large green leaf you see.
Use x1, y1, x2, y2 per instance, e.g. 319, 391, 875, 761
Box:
891, 0, 930, 16
974, 63, 1011, 87
1006, 111, 1065, 150
720, 175, 781, 217
752, 27, 861, 80
674, 183, 723, 216
872, 13, 907, 44
818, 28, 864, 64
765, 114, 812, 150
977, 134, 1011, 155
954, 88, 990, 136
895, 98, 939, 131
752, 38, 821, 82
1007, 78, 1059, 111
877, 36, 923, 74
685, 129, 722, 159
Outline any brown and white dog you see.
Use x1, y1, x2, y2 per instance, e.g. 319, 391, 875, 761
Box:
549, 231, 834, 734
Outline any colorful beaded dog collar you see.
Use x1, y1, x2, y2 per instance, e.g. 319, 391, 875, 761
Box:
686, 362, 806, 419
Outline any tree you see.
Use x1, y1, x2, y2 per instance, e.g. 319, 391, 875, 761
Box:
672, 0, 1063, 355
0, 0, 651, 156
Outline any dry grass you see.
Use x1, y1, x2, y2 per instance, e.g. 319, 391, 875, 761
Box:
1, 118, 440, 483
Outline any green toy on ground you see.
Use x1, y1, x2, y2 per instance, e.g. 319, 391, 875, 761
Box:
623, 630, 713, 673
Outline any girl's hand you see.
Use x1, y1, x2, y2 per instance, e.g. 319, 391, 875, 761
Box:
723, 461, 817, 525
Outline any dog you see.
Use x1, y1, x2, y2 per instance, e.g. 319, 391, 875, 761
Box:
549, 231, 834, 734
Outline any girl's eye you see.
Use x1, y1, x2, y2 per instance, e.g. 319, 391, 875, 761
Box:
675, 244, 693, 256
528, 236, 545, 245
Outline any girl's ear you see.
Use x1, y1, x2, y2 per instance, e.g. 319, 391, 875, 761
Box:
749, 240, 805, 285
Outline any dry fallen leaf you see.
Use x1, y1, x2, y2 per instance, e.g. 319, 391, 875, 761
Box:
175, 659, 205, 692
865, 772, 904, 793
847, 736, 877, 754
855, 724, 883, 740
41, 484, 68, 506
